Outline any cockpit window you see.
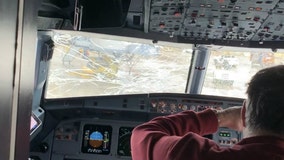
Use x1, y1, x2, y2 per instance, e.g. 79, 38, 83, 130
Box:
45, 31, 284, 99
202, 47, 284, 98
45, 31, 193, 98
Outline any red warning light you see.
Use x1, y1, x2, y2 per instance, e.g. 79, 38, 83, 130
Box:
159, 23, 165, 28
253, 16, 260, 22
255, 7, 262, 11
174, 12, 181, 17
263, 26, 270, 32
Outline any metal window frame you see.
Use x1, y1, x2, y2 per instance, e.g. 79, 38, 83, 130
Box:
186, 45, 211, 94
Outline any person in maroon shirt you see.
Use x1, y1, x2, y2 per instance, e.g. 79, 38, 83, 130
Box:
131, 65, 284, 160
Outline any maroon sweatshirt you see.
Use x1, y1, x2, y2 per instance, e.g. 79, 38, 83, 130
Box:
131, 109, 284, 160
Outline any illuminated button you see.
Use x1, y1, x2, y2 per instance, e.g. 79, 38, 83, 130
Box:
219, 132, 231, 137
263, 26, 270, 32
248, 7, 254, 10
234, 6, 240, 10
255, 7, 262, 11
206, 4, 212, 8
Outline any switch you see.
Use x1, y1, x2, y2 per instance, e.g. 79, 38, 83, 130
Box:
159, 22, 165, 28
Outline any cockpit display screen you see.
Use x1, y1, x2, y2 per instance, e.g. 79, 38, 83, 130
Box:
81, 124, 112, 155
117, 127, 134, 157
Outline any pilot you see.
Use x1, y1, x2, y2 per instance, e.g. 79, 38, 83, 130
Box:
131, 65, 284, 160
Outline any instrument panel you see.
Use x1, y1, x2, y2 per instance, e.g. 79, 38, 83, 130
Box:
48, 120, 137, 160
30, 94, 244, 160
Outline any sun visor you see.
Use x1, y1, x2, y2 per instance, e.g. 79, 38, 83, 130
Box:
73, 0, 131, 30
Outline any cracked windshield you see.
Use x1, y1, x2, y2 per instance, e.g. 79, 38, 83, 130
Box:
45, 31, 284, 99
45, 31, 193, 98
202, 48, 284, 98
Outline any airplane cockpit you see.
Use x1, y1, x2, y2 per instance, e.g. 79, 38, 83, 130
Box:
1, 0, 284, 160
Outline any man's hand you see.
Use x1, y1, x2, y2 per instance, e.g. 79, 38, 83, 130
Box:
214, 106, 243, 131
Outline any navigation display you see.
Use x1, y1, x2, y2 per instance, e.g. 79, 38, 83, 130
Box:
81, 124, 112, 154
117, 127, 134, 157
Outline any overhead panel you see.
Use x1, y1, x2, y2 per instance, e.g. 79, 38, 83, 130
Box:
149, 0, 284, 46
252, 2, 284, 41
150, 0, 188, 36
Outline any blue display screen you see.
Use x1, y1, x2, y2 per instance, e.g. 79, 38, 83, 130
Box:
81, 124, 112, 154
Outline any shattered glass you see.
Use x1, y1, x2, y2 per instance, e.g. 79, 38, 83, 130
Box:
45, 31, 193, 98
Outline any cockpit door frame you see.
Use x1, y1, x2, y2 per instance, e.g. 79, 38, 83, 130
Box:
0, 0, 39, 159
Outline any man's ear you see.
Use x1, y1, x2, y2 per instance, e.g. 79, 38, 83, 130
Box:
241, 101, 246, 127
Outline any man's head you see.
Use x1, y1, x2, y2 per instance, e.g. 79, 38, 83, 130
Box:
245, 65, 284, 136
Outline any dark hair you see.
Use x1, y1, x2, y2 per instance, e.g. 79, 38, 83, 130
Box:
246, 65, 284, 135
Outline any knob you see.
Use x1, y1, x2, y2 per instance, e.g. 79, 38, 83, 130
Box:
39, 142, 49, 153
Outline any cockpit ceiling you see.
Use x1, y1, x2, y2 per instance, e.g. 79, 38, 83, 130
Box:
39, 0, 284, 48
